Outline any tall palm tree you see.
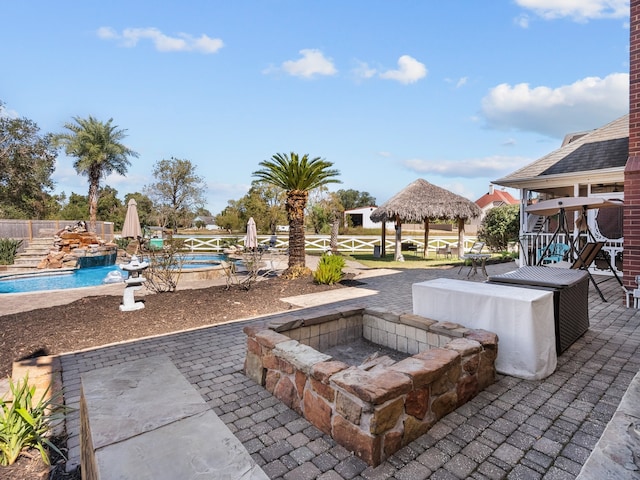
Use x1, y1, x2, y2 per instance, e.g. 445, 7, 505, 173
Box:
54, 116, 138, 232
253, 152, 340, 270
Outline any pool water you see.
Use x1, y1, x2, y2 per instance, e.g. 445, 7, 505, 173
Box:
0, 254, 226, 294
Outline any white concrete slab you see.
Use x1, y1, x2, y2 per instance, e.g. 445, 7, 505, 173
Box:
95, 410, 269, 480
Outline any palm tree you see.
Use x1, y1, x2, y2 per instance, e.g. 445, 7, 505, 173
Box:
54, 116, 138, 232
253, 152, 340, 271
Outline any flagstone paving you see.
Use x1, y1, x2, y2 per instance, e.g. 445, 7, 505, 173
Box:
53, 262, 640, 478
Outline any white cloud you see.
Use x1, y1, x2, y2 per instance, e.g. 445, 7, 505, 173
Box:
380, 55, 427, 84
515, 0, 629, 22
514, 14, 531, 28
402, 155, 530, 178
280, 49, 337, 79
352, 60, 377, 81
480, 73, 629, 137
97, 27, 223, 54
456, 77, 468, 88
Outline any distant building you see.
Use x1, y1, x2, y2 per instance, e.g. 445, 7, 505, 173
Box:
344, 207, 381, 229
192, 216, 220, 230
472, 185, 519, 224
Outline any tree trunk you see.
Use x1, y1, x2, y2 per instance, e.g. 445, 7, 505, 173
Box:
423, 219, 430, 258
457, 217, 465, 258
286, 190, 308, 269
394, 214, 404, 262
330, 211, 340, 253
88, 179, 99, 233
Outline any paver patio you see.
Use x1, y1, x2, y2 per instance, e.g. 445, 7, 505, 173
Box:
55, 262, 640, 479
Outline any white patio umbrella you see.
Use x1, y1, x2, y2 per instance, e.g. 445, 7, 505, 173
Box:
245, 217, 258, 250
121, 198, 142, 239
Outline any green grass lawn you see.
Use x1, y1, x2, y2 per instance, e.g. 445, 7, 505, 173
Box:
345, 253, 465, 269
344, 252, 516, 270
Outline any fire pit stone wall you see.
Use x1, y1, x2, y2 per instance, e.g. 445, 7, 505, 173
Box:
244, 306, 497, 466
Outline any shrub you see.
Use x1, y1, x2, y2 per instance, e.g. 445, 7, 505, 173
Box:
0, 238, 22, 265
478, 205, 520, 252
0, 375, 65, 466
314, 254, 345, 285
143, 238, 185, 293
114, 237, 130, 250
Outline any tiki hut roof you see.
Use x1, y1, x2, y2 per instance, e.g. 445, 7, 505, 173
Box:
370, 178, 482, 223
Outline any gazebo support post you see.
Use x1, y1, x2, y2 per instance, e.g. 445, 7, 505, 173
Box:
381, 222, 386, 257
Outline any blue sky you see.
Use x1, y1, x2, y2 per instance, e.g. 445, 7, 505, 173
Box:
1, 1, 630, 215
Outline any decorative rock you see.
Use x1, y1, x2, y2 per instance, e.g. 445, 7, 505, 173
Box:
383, 431, 402, 458
431, 390, 458, 418
399, 313, 437, 330
445, 338, 481, 356
268, 317, 303, 332
456, 374, 479, 406
265, 370, 280, 393
303, 390, 332, 435
465, 329, 498, 349
332, 414, 382, 466
370, 398, 404, 435
389, 349, 459, 388
402, 415, 433, 446
461, 354, 480, 375
405, 387, 430, 420
301, 311, 342, 326
295, 370, 307, 398
311, 361, 349, 383
244, 352, 264, 385
430, 363, 460, 395
336, 391, 363, 424
274, 341, 332, 374
255, 330, 292, 349
310, 377, 335, 402
273, 376, 299, 412
331, 367, 412, 405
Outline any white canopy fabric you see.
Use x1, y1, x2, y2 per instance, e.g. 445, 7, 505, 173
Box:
122, 199, 142, 239
245, 217, 258, 250
525, 197, 623, 216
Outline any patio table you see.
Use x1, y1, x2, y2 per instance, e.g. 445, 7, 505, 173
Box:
413, 278, 557, 380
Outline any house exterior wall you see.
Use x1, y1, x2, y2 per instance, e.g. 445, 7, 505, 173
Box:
624, 0, 640, 288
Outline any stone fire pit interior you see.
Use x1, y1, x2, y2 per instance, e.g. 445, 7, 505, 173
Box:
244, 306, 498, 466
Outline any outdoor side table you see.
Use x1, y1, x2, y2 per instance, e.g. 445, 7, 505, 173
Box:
488, 266, 589, 354
460, 253, 491, 278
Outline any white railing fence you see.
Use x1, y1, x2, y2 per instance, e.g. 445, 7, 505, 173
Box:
174, 234, 478, 255
519, 232, 623, 275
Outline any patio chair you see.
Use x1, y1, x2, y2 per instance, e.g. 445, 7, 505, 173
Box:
537, 242, 570, 264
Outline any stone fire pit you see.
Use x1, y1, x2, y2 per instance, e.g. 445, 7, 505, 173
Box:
244, 306, 498, 466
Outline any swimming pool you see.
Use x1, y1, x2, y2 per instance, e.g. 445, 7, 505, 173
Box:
0, 254, 226, 294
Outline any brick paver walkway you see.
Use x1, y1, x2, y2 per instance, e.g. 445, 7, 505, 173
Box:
59, 263, 640, 479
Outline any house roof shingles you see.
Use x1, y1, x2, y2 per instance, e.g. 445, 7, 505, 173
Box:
494, 114, 629, 186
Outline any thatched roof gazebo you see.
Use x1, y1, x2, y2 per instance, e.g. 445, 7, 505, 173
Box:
370, 178, 482, 261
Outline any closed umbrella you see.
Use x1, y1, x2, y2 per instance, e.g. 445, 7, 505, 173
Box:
122, 199, 142, 239
245, 217, 258, 250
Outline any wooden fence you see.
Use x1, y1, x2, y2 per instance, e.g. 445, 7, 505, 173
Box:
0, 219, 115, 243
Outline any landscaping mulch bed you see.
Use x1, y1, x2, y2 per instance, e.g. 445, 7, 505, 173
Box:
0, 274, 349, 480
